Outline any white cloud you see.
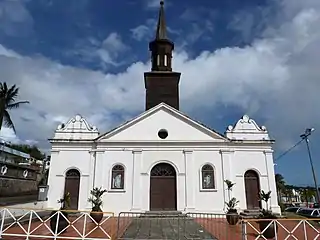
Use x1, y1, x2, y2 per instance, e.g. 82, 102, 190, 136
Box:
101, 32, 128, 53
131, 18, 180, 42
130, 19, 156, 41
98, 32, 129, 67
131, 24, 151, 41
0, 127, 20, 143
0, 0, 319, 153
67, 33, 129, 68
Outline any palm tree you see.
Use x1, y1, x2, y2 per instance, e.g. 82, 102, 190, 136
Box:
0, 82, 29, 133
275, 174, 286, 203
301, 187, 316, 207
284, 186, 294, 203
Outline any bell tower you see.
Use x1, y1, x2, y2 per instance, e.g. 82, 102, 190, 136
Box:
144, 0, 181, 110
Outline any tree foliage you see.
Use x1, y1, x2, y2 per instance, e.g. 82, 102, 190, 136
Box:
0, 82, 29, 132
9, 143, 45, 160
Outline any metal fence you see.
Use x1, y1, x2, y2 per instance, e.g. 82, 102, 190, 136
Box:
0, 207, 115, 239
242, 218, 320, 240
116, 212, 320, 240
2, 208, 320, 240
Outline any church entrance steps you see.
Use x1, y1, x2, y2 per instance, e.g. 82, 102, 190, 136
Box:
141, 211, 184, 218
240, 209, 261, 219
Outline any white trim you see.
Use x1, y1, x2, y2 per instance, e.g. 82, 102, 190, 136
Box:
147, 160, 180, 175
63, 167, 82, 177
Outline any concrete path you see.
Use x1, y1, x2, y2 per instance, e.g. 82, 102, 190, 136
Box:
120, 216, 217, 239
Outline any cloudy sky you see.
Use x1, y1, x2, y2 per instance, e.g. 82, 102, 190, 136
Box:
0, 0, 319, 186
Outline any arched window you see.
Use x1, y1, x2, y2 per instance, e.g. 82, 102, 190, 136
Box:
111, 165, 125, 189
201, 164, 215, 190
164, 55, 167, 66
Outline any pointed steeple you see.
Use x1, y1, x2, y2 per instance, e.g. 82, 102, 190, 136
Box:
148, 0, 174, 72
144, 0, 181, 111
156, 0, 167, 40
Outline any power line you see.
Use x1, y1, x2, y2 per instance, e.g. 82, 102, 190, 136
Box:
274, 138, 304, 163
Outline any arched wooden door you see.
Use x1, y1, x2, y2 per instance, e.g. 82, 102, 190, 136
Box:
64, 169, 80, 210
244, 170, 261, 209
150, 163, 177, 211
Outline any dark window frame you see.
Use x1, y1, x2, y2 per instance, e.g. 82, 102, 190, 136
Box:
111, 164, 125, 190
201, 164, 215, 190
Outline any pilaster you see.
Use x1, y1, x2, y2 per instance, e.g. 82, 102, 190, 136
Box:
94, 151, 105, 188
220, 149, 234, 211
85, 150, 96, 209
131, 150, 142, 210
264, 150, 281, 214
184, 150, 195, 211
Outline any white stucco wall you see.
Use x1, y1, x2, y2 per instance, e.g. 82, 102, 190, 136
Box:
47, 147, 92, 210
47, 146, 280, 215
104, 108, 224, 141
46, 106, 280, 215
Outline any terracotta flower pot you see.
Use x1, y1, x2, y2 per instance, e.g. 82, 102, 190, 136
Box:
226, 209, 239, 225
90, 208, 104, 223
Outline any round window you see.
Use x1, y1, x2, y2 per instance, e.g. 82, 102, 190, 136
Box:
158, 129, 168, 139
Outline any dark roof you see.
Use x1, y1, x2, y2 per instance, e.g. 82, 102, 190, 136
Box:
155, 0, 167, 40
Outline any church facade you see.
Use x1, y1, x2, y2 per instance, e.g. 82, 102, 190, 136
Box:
46, 1, 280, 215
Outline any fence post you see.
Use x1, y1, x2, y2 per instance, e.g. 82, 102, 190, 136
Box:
0, 208, 5, 238
241, 219, 247, 240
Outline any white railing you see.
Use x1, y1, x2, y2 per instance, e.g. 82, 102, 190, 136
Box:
242, 218, 320, 240
0, 207, 115, 239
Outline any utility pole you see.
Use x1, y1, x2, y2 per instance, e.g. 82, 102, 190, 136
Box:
300, 128, 320, 204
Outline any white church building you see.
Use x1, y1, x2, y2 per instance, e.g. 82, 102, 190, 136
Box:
46, 1, 280, 215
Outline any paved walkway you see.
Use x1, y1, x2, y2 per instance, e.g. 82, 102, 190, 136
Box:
120, 216, 217, 239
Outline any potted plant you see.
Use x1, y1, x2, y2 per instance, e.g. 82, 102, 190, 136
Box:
226, 197, 240, 225
258, 190, 278, 239
50, 192, 71, 233
224, 180, 240, 225
88, 187, 107, 223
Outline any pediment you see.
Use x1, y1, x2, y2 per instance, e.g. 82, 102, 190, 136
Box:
225, 115, 270, 141
96, 103, 228, 142
53, 114, 99, 140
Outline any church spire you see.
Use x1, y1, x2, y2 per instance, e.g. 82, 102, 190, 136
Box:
149, 0, 174, 72
156, 0, 167, 40
144, 0, 181, 111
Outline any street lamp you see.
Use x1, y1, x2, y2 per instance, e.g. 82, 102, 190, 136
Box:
300, 128, 320, 203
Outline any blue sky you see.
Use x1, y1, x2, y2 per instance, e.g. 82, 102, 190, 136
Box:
0, 0, 319, 187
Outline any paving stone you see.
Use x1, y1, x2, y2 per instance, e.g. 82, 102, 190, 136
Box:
120, 215, 217, 239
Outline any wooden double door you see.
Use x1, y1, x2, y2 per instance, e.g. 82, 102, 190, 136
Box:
149, 163, 177, 211
244, 170, 261, 209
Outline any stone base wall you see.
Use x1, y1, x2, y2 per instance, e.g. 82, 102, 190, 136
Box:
0, 178, 39, 197
0, 162, 41, 198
